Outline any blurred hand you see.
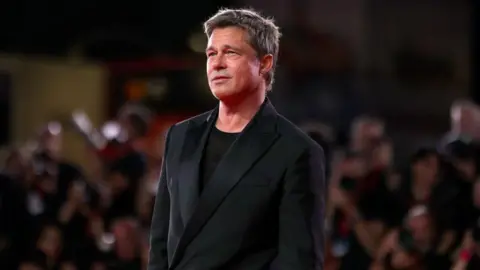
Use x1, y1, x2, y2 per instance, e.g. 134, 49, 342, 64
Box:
330, 187, 350, 208
330, 187, 359, 221
58, 202, 76, 223
90, 216, 105, 238
72, 110, 92, 133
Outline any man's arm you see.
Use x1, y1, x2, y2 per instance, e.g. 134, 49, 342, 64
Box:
148, 127, 173, 270
271, 145, 326, 270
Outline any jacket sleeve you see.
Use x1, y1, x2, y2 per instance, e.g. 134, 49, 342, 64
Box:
148, 126, 173, 270
271, 144, 326, 270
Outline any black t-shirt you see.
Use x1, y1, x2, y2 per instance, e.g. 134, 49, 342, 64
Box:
200, 127, 239, 193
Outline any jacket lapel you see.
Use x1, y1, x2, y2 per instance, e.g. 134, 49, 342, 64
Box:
171, 100, 280, 268
176, 110, 216, 226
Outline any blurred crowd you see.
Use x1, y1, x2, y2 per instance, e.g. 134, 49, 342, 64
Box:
323, 99, 480, 270
1, 98, 480, 270
0, 104, 157, 270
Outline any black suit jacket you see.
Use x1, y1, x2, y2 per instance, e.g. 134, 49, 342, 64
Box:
148, 100, 325, 270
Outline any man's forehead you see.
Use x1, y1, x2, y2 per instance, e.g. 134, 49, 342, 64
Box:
207, 27, 248, 47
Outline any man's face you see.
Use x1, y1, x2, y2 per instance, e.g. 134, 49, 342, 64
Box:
206, 27, 263, 101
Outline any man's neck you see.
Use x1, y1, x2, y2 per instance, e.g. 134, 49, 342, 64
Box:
216, 89, 266, 133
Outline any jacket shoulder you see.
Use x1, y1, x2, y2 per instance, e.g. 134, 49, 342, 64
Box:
276, 115, 324, 153
174, 111, 210, 127
168, 111, 212, 134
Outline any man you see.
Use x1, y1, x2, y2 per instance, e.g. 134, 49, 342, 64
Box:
148, 8, 325, 270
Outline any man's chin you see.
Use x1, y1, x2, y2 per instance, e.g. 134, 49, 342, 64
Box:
211, 88, 235, 100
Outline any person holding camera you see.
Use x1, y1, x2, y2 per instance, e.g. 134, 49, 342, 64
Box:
371, 205, 456, 270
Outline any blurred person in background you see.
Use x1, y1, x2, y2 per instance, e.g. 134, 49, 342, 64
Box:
440, 140, 480, 240
0, 122, 85, 269
30, 122, 85, 218
81, 104, 150, 238
149, 8, 325, 270
18, 222, 64, 270
393, 149, 440, 218
370, 205, 429, 270
452, 216, 480, 270
97, 104, 149, 192
113, 219, 142, 269
439, 100, 480, 171
451, 180, 480, 269
389, 148, 458, 257
350, 115, 385, 156
328, 151, 387, 270
371, 205, 455, 270
103, 104, 149, 207
452, 217, 480, 270
442, 99, 480, 144
0, 148, 40, 269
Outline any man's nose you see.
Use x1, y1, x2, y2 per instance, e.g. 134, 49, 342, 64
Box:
211, 54, 226, 70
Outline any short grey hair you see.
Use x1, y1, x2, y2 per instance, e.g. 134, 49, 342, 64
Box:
204, 8, 281, 91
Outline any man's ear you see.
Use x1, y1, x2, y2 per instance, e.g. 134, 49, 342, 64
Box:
259, 54, 273, 76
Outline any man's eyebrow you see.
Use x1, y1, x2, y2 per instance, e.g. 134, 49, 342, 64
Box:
206, 45, 242, 53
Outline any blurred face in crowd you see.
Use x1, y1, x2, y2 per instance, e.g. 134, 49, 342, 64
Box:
371, 140, 393, 169
37, 225, 62, 258
113, 219, 139, 260
406, 212, 432, 245
351, 119, 384, 152
412, 154, 439, 185
451, 105, 478, 135
206, 27, 269, 102
342, 155, 367, 178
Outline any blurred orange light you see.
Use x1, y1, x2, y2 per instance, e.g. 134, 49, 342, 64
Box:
125, 80, 148, 101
